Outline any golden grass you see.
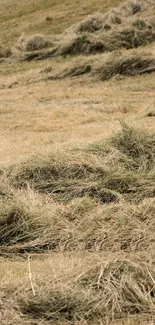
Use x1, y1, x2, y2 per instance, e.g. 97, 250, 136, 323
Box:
1, 123, 155, 323
1, 253, 155, 324
1, 0, 155, 324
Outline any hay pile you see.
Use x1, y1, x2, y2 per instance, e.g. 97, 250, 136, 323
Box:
110, 122, 155, 170
78, 259, 155, 316
71, 13, 105, 34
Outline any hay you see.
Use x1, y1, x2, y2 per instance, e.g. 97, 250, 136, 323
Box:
57, 34, 105, 56
69, 0, 155, 54
94, 52, 155, 81
19, 289, 83, 322
110, 122, 155, 170
22, 23, 155, 60
1, 187, 155, 254
71, 13, 104, 33
16, 33, 54, 52
1, 124, 155, 253
18, 258, 155, 321
77, 259, 155, 317
45, 49, 155, 82
0, 190, 45, 247
67, 0, 154, 35
1, 195, 155, 254
5, 124, 155, 205
48, 62, 92, 79
61, 63, 92, 77
14, 0, 155, 61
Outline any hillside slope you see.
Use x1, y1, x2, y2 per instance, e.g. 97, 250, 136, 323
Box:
1, 1, 155, 325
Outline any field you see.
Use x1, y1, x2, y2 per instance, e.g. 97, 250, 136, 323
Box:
1, 0, 155, 324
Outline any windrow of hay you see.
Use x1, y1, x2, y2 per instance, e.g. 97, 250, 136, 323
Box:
2, 194, 155, 253
1, 125, 155, 253
1, 253, 155, 324
15, 33, 55, 52
66, 0, 155, 34
18, 257, 155, 322
18, 22, 155, 60
95, 53, 155, 81
6, 124, 155, 203
44, 48, 155, 81
58, 25, 155, 57
13, 0, 155, 61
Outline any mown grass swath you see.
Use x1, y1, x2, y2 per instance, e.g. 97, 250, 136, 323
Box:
1, 124, 155, 254
11, 0, 155, 62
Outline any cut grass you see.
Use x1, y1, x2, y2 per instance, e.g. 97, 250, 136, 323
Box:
110, 122, 155, 170
7, 124, 155, 201
18, 257, 155, 322
95, 52, 155, 81
43, 47, 155, 82
1, 1, 155, 324
15, 33, 54, 52
12, 0, 155, 61
1, 124, 155, 254
1, 253, 155, 324
0, 0, 122, 48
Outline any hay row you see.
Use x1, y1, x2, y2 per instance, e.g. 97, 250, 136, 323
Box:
11, 0, 155, 61
1, 124, 155, 252
13, 257, 155, 322
44, 48, 155, 81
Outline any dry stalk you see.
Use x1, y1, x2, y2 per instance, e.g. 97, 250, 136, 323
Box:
28, 255, 36, 296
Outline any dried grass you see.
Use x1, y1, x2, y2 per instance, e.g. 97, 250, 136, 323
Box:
6, 124, 155, 202
95, 54, 155, 81
43, 47, 155, 82
110, 122, 155, 170
2, 0, 155, 324
13, 0, 155, 61
66, 0, 154, 34
18, 257, 155, 322
15, 33, 54, 52
1, 125, 155, 254
78, 259, 155, 316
